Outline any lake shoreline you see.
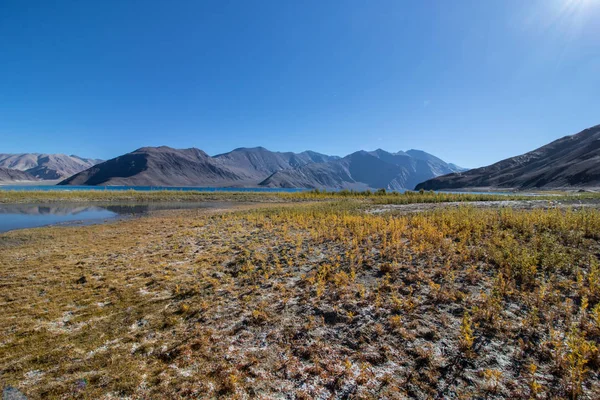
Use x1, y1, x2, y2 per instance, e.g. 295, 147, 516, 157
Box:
2, 188, 599, 204
0, 201, 252, 233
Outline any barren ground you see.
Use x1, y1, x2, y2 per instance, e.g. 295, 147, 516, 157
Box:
1, 198, 599, 399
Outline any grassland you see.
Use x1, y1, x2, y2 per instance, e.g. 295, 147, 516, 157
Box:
1, 197, 600, 399
1, 188, 599, 205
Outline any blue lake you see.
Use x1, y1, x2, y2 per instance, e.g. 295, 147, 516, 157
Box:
0, 185, 535, 196
0, 185, 308, 192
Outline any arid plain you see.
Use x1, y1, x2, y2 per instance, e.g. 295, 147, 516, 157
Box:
1, 191, 599, 399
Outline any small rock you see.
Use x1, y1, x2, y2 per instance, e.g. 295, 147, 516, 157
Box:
74, 379, 87, 392
75, 276, 87, 284
137, 318, 149, 327
314, 306, 348, 325
3, 387, 27, 400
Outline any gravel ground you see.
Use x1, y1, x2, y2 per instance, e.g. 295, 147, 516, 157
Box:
368, 198, 600, 214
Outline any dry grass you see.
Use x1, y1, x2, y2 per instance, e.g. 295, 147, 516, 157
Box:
0, 190, 288, 204
1, 201, 599, 399
1, 188, 598, 205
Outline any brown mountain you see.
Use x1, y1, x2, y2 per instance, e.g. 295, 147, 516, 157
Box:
213, 147, 339, 179
59, 147, 245, 186
59, 146, 340, 187
259, 149, 465, 190
415, 124, 600, 191
60, 145, 463, 189
0, 153, 103, 180
0, 167, 39, 183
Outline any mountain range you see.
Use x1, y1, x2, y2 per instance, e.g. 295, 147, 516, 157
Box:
59, 146, 465, 190
0, 153, 103, 180
416, 124, 600, 190
260, 149, 466, 190
0, 167, 38, 183
5, 123, 600, 190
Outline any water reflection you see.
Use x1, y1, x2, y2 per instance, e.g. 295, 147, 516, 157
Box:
0, 202, 231, 232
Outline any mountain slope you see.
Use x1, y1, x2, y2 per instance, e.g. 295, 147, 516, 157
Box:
0, 167, 39, 183
260, 149, 464, 190
60, 146, 337, 187
213, 147, 339, 180
60, 147, 246, 186
259, 162, 363, 189
0, 153, 103, 180
61, 147, 342, 187
415, 124, 600, 190
406, 150, 468, 176
60, 145, 463, 189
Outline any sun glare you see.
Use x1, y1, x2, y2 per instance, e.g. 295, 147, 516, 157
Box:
563, 0, 597, 11
542, 0, 598, 39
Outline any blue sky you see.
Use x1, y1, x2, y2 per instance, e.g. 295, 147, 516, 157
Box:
1, 0, 598, 168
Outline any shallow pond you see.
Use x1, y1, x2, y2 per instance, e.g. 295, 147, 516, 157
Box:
0, 202, 233, 233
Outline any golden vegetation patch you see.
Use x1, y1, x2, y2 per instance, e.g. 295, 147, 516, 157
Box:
1, 188, 598, 205
0, 202, 599, 398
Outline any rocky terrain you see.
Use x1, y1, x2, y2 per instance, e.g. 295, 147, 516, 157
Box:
213, 147, 340, 181
1, 197, 599, 399
261, 149, 465, 190
0, 167, 39, 183
416, 124, 600, 191
61, 146, 464, 190
59, 147, 245, 187
0, 153, 102, 180
60, 146, 343, 187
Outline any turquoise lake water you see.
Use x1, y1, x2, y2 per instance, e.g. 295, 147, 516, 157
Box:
0, 185, 308, 192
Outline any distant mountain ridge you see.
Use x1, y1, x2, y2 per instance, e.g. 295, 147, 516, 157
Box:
0, 153, 103, 180
60, 146, 464, 190
61, 146, 240, 187
416, 124, 600, 190
260, 149, 466, 190
212, 147, 340, 182
0, 167, 39, 183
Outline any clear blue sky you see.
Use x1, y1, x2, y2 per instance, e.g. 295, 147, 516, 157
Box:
1, 0, 598, 168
